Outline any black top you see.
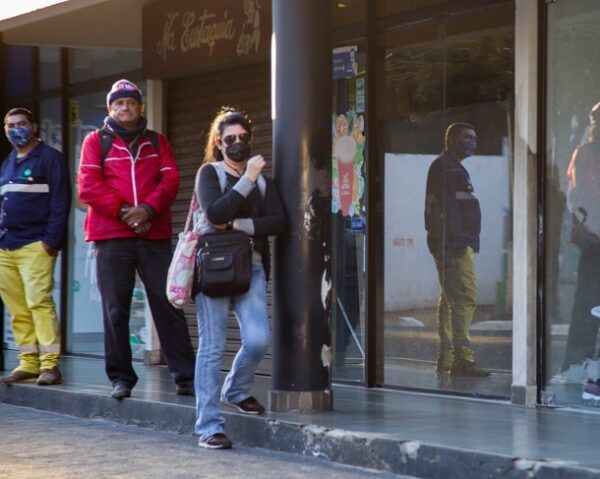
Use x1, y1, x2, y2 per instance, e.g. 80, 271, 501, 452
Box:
424, 151, 481, 256
197, 163, 285, 278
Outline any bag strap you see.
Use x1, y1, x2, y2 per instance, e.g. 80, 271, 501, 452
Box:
183, 169, 201, 233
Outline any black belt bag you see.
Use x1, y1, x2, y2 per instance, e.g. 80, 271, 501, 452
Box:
195, 230, 253, 297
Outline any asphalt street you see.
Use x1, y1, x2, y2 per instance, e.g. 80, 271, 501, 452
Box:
0, 403, 412, 479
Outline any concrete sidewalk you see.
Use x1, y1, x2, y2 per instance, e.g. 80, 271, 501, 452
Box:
0, 403, 411, 479
1, 351, 600, 478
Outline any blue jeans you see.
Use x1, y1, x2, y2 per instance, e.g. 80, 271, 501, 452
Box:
194, 263, 270, 440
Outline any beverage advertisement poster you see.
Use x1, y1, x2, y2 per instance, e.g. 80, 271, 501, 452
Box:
332, 109, 365, 217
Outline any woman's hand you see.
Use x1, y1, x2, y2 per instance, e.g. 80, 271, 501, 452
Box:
245, 154, 266, 182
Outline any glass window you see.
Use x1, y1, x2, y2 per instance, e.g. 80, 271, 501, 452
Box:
4, 45, 33, 98
332, 45, 367, 382
39, 47, 61, 91
68, 48, 141, 84
378, 2, 514, 396
67, 90, 148, 359
543, 0, 600, 409
377, 0, 449, 18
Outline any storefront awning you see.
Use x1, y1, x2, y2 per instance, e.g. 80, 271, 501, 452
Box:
0, 0, 151, 49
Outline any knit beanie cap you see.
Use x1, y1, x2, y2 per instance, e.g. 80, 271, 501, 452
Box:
106, 79, 143, 107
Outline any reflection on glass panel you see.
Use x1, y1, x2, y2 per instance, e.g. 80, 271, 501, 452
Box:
380, 4, 514, 397
4, 45, 33, 98
39, 47, 61, 91
40, 97, 64, 327
376, 0, 449, 18
333, 0, 366, 27
67, 91, 149, 359
544, 0, 600, 409
39, 97, 63, 151
332, 47, 367, 382
68, 48, 141, 84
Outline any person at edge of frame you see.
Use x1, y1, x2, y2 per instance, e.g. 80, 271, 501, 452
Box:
0, 107, 71, 387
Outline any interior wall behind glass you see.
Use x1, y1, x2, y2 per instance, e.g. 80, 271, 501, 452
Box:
379, 3, 514, 397
68, 48, 141, 84
543, 0, 600, 409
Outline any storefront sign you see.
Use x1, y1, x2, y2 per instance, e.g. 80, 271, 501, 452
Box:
356, 78, 365, 113
333, 46, 357, 79
143, 0, 271, 78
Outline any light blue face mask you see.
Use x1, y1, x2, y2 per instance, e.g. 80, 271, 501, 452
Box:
6, 127, 33, 147
457, 138, 476, 158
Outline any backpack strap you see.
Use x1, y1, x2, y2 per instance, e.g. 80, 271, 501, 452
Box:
145, 130, 160, 156
211, 162, 228, 194
98, 128, 113, 168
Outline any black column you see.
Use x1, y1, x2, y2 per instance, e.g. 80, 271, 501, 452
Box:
269, 0, 333, 412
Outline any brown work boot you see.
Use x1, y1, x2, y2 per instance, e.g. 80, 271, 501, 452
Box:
0, 370, 39, 384
37, 367, 62, 386
450, 359, 490, 378
435, 348, 454, 374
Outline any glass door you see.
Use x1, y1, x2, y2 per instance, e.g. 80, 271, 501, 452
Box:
543, 0, 600, 409
332, 45, 368, 382
377, 2, 515, 397
67, 90, 150, 359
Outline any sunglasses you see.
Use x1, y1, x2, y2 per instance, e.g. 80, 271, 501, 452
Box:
221, 132, 251, 146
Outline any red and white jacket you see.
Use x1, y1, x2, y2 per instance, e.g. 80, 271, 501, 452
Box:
78, 130, 179, 241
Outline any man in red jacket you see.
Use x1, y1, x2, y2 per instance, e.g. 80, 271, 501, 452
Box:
78, 79, 195, 399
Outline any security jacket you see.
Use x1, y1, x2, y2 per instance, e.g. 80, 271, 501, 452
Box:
0, 141, 70, 250
424, 150, 481, 256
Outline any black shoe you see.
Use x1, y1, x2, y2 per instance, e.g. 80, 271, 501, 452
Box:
450, 360, 491, 378
176, 384, 194, 396
198, 433, 232, 450
110, 383, 132, 400
223, 396, 265, 414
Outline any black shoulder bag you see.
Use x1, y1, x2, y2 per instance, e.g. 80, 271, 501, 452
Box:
195, 229, 253, 297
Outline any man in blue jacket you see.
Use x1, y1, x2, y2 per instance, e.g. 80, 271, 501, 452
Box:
425, 122, 489, 377
0, 108, 71, 386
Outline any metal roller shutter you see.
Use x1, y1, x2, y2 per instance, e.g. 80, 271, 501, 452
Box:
166, 61, 273, 376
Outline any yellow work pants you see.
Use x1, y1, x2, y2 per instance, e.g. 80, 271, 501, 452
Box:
433, 247, 477, 363
0, 241, 60, 372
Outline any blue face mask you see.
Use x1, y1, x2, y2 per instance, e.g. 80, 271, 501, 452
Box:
457, 138, 476, 158
6, 127, 33, 147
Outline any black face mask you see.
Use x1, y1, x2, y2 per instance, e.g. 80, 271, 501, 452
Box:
225, 142, 251, 162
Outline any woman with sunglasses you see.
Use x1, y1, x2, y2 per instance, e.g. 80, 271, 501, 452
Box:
193, 107, 284, 450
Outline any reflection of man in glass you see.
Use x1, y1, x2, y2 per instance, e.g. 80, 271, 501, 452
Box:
425, 122, 490, 377
562, 103, 600, 395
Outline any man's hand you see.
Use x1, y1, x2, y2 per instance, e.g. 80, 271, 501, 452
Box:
134, 221, 152, 235
122, 207, 150, 230
42, 242, 58, 257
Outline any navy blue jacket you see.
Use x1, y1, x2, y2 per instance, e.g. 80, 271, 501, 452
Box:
424, 151, 481, 256
0, 141, 71, 250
